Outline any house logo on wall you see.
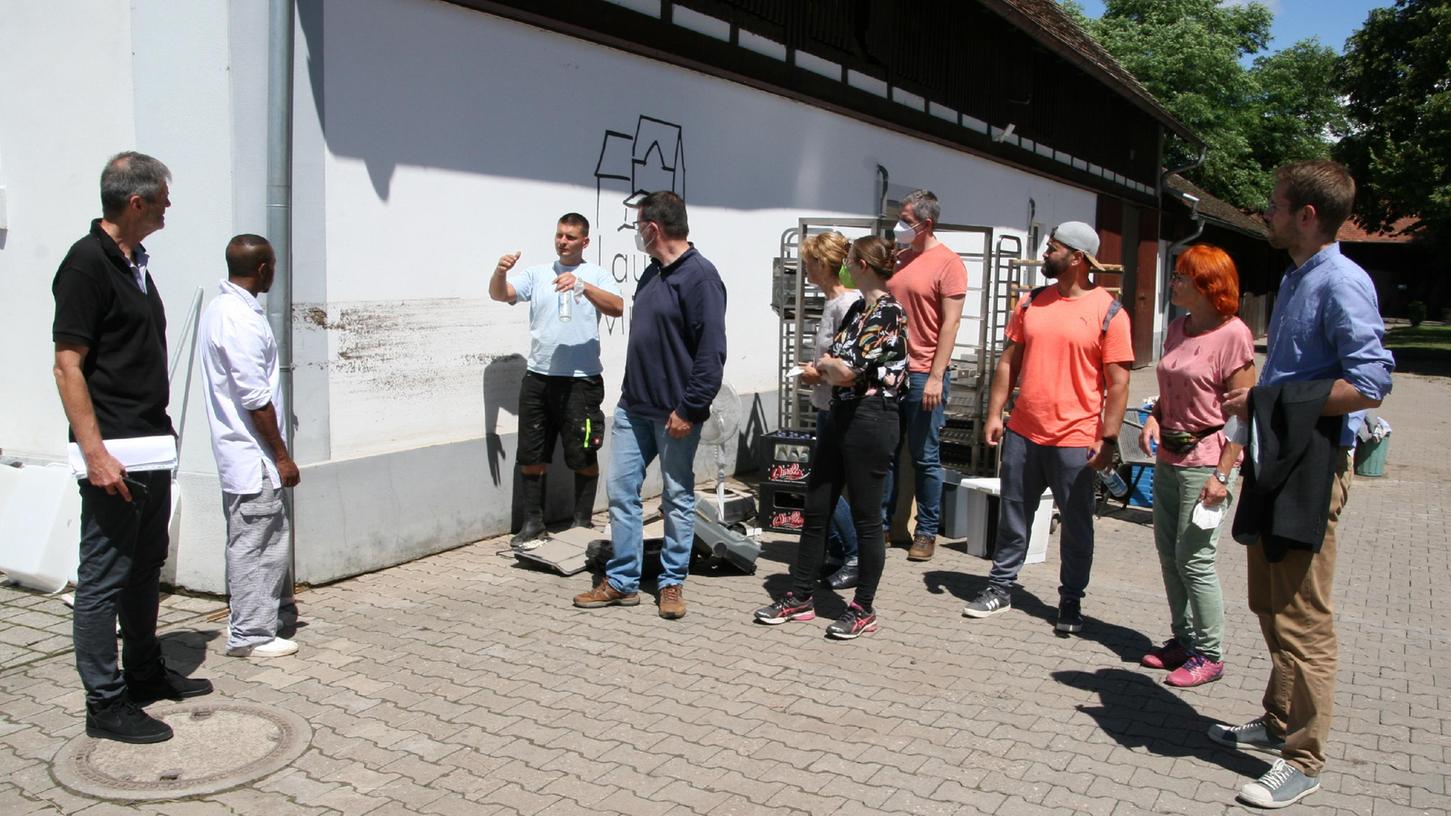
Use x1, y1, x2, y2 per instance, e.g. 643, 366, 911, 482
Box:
594, 115, 686, 272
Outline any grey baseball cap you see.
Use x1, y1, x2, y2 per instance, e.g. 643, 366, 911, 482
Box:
1050, 221, 1106, 270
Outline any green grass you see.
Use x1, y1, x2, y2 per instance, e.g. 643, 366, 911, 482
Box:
1385, 323, 1451, 351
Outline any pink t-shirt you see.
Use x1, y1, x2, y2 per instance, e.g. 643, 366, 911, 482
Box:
1155, 315, 1255, 468
886, 242, 967, 372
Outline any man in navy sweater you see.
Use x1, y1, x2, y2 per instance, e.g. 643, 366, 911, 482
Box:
573, 191, 727, 620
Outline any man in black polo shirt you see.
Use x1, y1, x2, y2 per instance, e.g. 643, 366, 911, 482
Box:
572, 191, 727, 620
52, 152, 212, 744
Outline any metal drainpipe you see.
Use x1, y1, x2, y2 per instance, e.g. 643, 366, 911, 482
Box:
265, 0, 297, 579
1160, 146, 1208, 328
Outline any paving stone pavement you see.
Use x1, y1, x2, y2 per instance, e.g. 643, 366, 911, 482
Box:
2, 369, 1448, 815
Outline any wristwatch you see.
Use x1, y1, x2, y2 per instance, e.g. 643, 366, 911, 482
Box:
1213, 470, 1230, 485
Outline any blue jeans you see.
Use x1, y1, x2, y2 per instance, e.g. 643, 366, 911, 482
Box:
817, 410, 859, 563
882, 370, 950, 538
605, 407, 702, 593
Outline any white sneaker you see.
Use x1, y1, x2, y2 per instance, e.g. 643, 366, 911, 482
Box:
226, 637, 299, 658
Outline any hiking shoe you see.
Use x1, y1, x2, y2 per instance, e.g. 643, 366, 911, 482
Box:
1238, 759, 1320, 808
1141, 637, 1191, 670
754, 593, 816, 625
573, 579, 640, 608
226, 637, 300, 658
1165, 654, 1224, 688
826, 563, 859, 590
125, 663, 214, 706
1207, 717, 1284, 756
658, 584, 686, 619
826, 602, 878, 639
86, 699, 173, 744
906, 534, 936, 561
511, 518, 547, 549
1054, 598, 1085, 634
962, 586, 1012, 618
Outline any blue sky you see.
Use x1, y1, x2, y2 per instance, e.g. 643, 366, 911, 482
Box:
1074, 0, 1392, 56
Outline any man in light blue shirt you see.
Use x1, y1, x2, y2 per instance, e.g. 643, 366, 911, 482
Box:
1215, 161, 1393, 809
489, 213, 624, 547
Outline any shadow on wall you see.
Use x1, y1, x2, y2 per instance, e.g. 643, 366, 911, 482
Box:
295, 0, 864, 213
735, 392, 770, 474
482, 353, 526, 486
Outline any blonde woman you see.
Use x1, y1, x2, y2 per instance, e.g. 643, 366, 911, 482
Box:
797, 231, 862, 588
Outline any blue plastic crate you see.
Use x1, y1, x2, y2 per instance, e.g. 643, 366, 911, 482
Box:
1126, 465, 1154, 508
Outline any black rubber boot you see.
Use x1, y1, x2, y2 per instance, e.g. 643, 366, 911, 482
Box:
572, 472, 599, 529
512, 473, 547, 547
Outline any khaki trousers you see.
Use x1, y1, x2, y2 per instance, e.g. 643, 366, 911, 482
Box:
1245, 448, 1353, 777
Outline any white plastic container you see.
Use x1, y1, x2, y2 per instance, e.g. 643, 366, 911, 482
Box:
942, 476, 1053, 564
0, 464, 81, 593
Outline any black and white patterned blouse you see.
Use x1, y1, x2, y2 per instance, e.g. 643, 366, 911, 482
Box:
829, 295, 909, 402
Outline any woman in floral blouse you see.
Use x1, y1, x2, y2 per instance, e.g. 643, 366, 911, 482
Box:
755, 236, 909, 639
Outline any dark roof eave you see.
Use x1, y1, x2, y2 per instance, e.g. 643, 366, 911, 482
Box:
978, 0, 1202, 145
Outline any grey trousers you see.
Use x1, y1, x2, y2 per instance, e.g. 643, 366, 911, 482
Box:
988, 429, 1097, 600
223, 471, 291, 650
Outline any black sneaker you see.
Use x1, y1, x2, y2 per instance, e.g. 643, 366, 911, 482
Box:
962, 586, 1012, 618
826, 562, 859, 590
1055, 598, 1084, 634
826, 602, 878, 640
753, 593, 816, 625
126, 663, 214, 706
86, 699, 173, 744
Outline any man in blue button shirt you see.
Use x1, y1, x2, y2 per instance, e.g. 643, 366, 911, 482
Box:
573, 191, 727, 620
1214, 160, 1394, 809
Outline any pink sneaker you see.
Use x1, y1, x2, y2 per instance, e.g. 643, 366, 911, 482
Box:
1165, 654, 1224, 687
1141, 638, 1190, 670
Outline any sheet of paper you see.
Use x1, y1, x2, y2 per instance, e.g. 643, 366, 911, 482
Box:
68, 436, 178, 479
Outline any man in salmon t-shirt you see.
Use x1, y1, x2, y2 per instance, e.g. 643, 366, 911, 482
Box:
966, 221, 1133, 634
882, 190, 967, 563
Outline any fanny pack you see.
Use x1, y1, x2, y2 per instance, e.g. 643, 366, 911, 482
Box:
1159, 425, 1224, 455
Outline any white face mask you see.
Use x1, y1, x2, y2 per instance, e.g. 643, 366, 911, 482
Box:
893, 220, 917, 245
634, 223, 652, 254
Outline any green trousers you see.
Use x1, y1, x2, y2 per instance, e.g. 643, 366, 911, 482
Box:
1152, 464, 1234, 662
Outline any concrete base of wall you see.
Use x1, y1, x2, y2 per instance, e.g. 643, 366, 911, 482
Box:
281, 389, 777, 590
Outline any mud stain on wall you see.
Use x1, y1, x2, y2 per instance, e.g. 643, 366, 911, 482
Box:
294, 297, 534, 456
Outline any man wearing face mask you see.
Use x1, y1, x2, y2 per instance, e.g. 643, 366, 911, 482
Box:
572, 191, 727, 620
882, 189, 967, 562
490, 213, 625, 549
968, 221, 1133, 634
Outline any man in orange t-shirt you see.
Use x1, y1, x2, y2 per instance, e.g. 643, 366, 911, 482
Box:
965, 221, 1133, 634
882, 190, 967, 562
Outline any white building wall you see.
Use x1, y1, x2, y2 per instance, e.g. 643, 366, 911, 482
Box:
0, 1, 270, 591
3, 0, 1106, 591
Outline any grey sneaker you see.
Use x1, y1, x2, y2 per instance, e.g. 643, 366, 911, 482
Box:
1238, 759, 1320, 808
962, 586, 1011, 618
1207, 718, 1284, 756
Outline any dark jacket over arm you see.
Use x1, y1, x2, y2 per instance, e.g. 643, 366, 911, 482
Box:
1231, 379, 1340, 562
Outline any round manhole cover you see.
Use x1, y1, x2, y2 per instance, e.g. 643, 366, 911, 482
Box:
53, 701, 312, 801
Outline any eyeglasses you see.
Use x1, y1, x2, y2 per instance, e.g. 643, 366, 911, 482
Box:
1169, 273, 1190, 284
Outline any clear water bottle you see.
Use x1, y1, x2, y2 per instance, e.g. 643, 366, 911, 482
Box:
558, 287, 572, 322
1099, 466, 1128, 498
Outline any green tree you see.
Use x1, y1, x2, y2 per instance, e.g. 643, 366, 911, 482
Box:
1336, 0, 1451, 245
1062, 0, 1344, 211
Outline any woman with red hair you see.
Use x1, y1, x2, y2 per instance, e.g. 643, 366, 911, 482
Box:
1138, 244, 1256, 688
